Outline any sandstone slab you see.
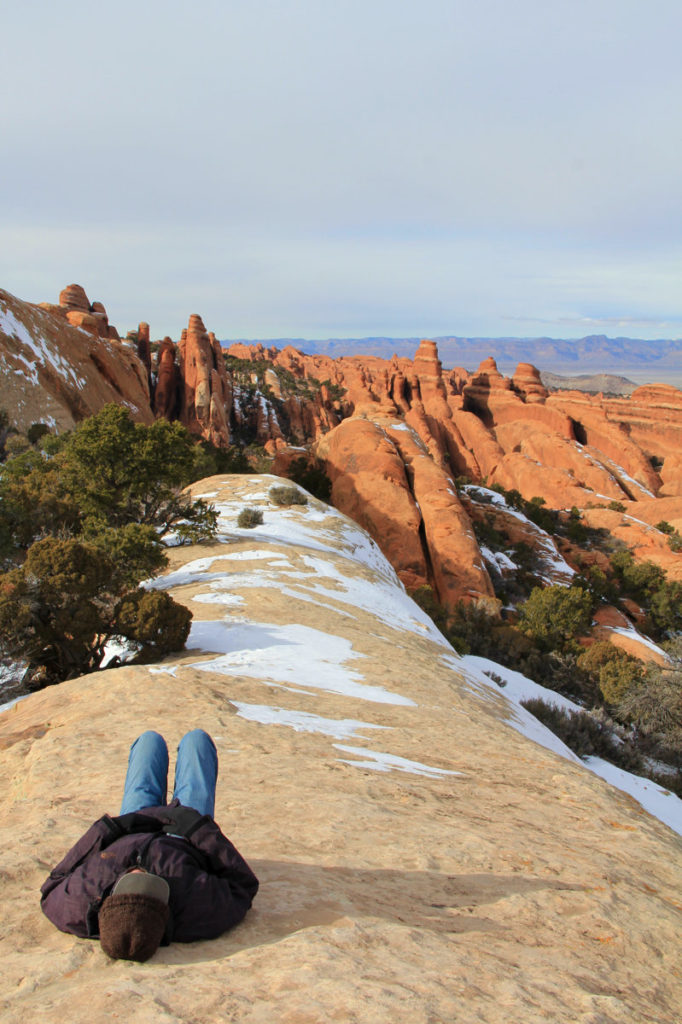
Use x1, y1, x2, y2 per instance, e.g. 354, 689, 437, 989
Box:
0, 476, 680, 1024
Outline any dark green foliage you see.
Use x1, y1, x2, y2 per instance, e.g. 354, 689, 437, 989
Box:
0, 448, 82, 562
80, 521, 169, 589
27, 422, 52, 445
500, 542, 542, 603
269, 485, 308, 507
566, 506, 588, 543
485, 485, 558, 533
491, 484, 523, 509
573, 564, 616, 603
472, 513, 507, 551
410, 585, 450, 635
411, 593, 594, 700
224, 358, 346, 407
193, 439, 252, 476
609, 549, 682, 637
320, 379, 347, 402
443, 600, 500, 655
520, 698, 642, 770
653, 518, 682, 551
607, 500, 627, 513
0, 406, 217, 687
0, 409, 11, 461
3, 434, 31, 457
610, 549, 664, 599
237, 507, 263, 528
0, 536, 189, 687
114, 589, 192, 659
618, 646, 682, 744
287, 457, 332, 502
524, 496, 558, 533
518, 585, 593, 652
645, 579, 682, 636
60, 406, 200, 533
0, 405, 218, 564
577, 641, 645, 705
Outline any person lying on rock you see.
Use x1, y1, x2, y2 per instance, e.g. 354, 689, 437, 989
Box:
41, 729, 258, 962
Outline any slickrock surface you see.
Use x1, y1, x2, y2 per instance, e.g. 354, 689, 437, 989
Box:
1, 476, 680, 1024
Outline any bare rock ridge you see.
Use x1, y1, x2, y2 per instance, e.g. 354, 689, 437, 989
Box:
1, 283, 681, 611
0, 286, 152, 432
0, 475, 680, 1023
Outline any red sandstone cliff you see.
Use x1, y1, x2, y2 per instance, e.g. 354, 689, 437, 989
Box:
2, 283, 681, 610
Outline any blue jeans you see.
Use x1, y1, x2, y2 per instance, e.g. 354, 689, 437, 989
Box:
120, 730, 218, 817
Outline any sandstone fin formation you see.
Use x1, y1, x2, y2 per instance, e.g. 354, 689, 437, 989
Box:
2, 283, 681, 616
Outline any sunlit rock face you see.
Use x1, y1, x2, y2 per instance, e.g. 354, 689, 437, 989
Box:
1, 474, 680, 1024
177, 314, 232, 448
56, 283, 116, 340
3, 281, 681, 604
0, 286, 152, 433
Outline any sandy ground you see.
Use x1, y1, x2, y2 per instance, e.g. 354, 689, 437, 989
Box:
0, 476, 680, 1023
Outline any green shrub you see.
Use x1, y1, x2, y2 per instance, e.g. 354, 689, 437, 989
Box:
644, 579, 682, 636
410, 585, 450, 634
566, 507, 588, 543
617, 661, 682, 741
668, 531, 682, 553
115, 589, 192, 659
192, 439, 253, 477
607, 500, 627, 513
607, 549, 682, 637
0, 405, 218, 563
577, 641, 645, 705
472, 513, 507, 550
27, 422, 52, 445
237, 507, 263, 529
0, 535, 192, 687
573, 565, 615, 603
4, 434, 31, 456
520, 698, 642, 770
656, 520, 675, 535
269, 485, 308, 507
287, 457, 332, 502
610, 550, 664, 600
525, 496, 558, 533
517, 585, 593, 652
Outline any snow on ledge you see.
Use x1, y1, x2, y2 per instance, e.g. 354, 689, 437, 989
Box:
460, 654, 682, 836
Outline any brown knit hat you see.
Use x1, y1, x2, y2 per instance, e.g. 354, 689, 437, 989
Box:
99, 873, 170, 962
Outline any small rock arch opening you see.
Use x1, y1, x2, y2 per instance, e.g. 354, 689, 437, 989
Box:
570, 418, 587, 445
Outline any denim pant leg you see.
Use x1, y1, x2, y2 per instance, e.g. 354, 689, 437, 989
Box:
172, 730, 218, 817
120, 731, 169, 814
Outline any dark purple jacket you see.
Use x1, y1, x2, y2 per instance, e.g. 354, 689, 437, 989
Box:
41, 801, 258, 944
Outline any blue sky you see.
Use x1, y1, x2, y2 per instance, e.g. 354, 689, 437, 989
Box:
2, 1, 682, 340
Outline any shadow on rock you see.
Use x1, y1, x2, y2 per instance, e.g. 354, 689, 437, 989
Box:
155, 859, 585, 965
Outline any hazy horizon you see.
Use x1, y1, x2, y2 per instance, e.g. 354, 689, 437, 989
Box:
2, 2, 682, 341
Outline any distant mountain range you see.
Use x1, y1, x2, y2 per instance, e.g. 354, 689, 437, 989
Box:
222, 334, 682, 383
